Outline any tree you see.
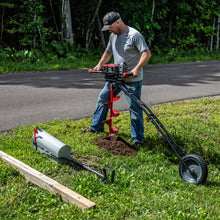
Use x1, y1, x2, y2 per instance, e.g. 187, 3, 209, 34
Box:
217, 16, 220, 50
48, 0, 60, 41
85, 0, 102, 49
61, 0, 73, 44
0, 2, 15, 47
0, 0, 219, 52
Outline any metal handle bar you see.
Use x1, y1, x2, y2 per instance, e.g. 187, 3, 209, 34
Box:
88, 69, 103, 74
88, 69, 133, 78
63, 157, 115, 183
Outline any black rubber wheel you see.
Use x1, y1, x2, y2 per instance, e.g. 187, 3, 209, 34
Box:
179, 154, 208, 185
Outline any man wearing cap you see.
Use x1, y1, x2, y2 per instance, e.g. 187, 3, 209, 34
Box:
84, 12, 151, 147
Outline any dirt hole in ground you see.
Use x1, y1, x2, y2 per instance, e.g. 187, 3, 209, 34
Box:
93, 136, 138, 156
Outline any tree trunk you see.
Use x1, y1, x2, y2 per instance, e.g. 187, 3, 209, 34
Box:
61, 0, 74, 44
33, 14, 36, 48
96, 13, 106, 49
210, 18, 215, 51
37, 20, 43, 48
49, 0, 60, 41
0, 7, 6, 46
216, 16, 220, 50
151, 0, 155, 22
149, 0, 155, 48
168, 14, 173, 43
85, 0, 102, 49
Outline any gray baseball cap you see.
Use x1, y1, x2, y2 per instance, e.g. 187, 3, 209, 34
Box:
102, 12, 121, 31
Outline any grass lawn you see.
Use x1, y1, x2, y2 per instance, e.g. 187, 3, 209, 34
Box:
0, 97, 219, 219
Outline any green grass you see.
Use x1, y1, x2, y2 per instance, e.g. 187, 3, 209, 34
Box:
0, 97, 219, 219
0, 53, 99, 74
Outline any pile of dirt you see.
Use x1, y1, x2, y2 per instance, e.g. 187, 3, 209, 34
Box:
93, 136, 138, 156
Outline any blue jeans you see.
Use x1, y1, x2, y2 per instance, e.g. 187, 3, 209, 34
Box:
89, 81, 144, 143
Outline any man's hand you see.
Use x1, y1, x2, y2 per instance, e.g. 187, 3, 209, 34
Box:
93, 51, 113, 71
131, 49, 151, 78
130, 68, 140, 78
93, 63, 103, 71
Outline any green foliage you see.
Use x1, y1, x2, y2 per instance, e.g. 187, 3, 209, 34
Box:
50, 40, 87, 58
0, 45, 219, 73
1, 0, 55, 49
0, 97, 219, 219
0, 2, 14, 8
119, 0, 220, 51
0, 0, 219, 52
0, 44, 105, 73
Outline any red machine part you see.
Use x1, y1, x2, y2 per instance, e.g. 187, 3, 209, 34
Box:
34, 128, 38, 142
103, 84, 120, 136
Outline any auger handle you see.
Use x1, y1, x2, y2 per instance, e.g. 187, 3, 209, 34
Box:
88, 69, 104, 74
88, 69, 133, 78
122, 72, 133, 77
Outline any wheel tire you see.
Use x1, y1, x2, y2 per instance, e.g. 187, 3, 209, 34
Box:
179, 154, 208, 185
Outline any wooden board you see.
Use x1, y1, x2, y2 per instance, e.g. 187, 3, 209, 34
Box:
0, 150, 96, 209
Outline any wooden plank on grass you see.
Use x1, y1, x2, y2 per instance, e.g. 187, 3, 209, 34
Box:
0, 150, 96, 209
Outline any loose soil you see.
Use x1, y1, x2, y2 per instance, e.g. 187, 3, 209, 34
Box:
93, 136, 138, 156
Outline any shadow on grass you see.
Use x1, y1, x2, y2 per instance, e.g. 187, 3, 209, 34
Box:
119, 131, 220, 169
205, 180, 220, 187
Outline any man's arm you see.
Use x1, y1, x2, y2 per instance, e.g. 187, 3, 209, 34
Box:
131, 49, 151, 78
94, 51, 113, 70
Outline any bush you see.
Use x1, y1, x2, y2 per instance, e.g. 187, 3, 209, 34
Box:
0, 44, 220, 73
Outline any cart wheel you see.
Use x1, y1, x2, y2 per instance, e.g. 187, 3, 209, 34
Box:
179, 154, 208, 185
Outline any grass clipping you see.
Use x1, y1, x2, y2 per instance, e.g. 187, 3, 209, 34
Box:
93, 136, 138, 156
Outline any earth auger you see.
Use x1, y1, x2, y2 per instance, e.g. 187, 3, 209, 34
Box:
103, 83, 120, 136
89, 63, 208, 185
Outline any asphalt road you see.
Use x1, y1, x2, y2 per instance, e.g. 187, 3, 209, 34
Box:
0, 60, 220, 131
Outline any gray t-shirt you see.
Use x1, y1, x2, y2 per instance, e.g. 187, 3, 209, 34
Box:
106, 26, 149, 82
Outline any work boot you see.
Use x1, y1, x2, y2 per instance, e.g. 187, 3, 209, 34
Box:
81, 128, 96, 133
131, 141, 143, 148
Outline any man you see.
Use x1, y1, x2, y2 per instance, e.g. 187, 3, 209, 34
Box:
83, 12, 151, 147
